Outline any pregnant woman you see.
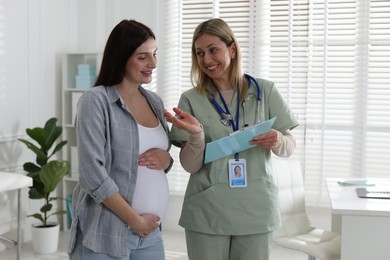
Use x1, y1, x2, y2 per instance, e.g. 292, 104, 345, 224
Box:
68, 19, 173, 260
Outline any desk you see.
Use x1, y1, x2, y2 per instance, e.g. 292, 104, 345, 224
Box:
0, 172, 32, 260
326, 178, 390, 260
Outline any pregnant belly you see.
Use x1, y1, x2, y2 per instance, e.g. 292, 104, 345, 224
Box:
132, 169, 169, 220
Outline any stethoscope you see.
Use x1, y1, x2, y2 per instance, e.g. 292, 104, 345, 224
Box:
209, 73, 262, 130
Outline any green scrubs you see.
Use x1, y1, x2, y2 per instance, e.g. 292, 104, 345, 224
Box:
170, 78, 299, 258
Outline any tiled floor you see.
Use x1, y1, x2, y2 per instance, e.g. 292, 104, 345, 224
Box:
0, 230, 307, 260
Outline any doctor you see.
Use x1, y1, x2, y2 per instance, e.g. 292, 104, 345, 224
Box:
164, 18, 299, 260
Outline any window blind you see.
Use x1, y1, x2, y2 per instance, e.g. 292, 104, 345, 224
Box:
159, 0, 390, 206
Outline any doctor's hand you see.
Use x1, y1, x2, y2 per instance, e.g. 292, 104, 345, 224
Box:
164, 108, 202, 135
250, 129, 280, 149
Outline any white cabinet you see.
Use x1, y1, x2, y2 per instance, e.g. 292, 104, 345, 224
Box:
61, 53, 101, 230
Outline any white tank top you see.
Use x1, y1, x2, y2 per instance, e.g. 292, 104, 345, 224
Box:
131, 121, 169, 220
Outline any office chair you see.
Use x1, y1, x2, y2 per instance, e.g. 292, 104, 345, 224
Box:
271, 157, 341, 260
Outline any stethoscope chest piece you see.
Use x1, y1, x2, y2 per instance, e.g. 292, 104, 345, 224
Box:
220, 113, 233, 126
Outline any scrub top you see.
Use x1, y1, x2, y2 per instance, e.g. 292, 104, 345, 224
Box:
170, 77, 299, 235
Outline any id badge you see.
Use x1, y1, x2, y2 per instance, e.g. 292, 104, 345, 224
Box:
228, 158, 247, 188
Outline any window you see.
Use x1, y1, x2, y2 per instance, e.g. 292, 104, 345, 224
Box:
160, 0, 390, 206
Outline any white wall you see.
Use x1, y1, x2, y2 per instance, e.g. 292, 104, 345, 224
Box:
0, 0, 161, 242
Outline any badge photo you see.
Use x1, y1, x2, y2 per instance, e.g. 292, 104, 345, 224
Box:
228, 158, 247, 188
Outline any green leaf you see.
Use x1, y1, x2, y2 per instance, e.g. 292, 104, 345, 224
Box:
18, 139, 48, 165
40, 161, 70, 194
49, 197, 66, 202
23, 162, 41, 173
25, 127, 46, 148
49, 210, 67, 217
43, 118, 61, 152
49, 140, 68, 158
27, 213, 44, 223
41, 203, 52, 213
29, 185, 45, 199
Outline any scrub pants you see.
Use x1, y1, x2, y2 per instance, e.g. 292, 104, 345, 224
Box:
185, 229, 273, 260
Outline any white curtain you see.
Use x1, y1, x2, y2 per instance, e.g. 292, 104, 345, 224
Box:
159, 0, 390, 206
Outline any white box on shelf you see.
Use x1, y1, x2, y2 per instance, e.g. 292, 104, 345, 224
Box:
71, 92, 83, 125
70, 146, 79, 179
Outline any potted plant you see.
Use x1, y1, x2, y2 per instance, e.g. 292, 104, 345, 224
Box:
18, 117, 70, 254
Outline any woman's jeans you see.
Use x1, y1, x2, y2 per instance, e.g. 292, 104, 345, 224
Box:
69, 226, 165, 260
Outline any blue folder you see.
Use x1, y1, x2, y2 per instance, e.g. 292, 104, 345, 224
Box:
204, 117, 276, 164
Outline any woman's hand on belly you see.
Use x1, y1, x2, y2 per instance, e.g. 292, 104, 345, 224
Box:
138, 148, 171, 170
130, 213, 160, 238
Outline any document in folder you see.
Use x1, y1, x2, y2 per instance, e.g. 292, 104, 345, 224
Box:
204, 117, 276, 164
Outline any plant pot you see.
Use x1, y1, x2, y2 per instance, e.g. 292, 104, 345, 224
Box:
31, 222, 60, 254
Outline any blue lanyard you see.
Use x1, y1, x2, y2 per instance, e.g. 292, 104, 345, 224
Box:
210, 84, 240, 132
210, 85, 241, 161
